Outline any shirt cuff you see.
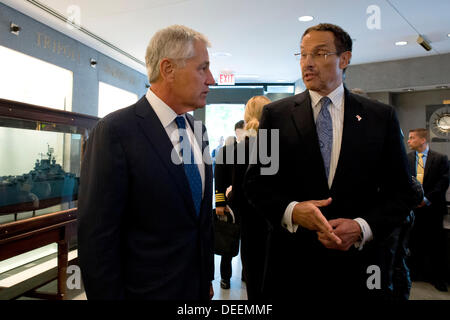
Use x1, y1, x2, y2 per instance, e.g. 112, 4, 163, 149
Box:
282, 201, 299, 233
353, 218, 373, 250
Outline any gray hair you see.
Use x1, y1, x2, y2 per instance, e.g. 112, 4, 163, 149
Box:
145, 25, 211, 83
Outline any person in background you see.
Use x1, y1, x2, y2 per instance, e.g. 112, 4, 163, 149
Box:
407, 128, 449, 292
221, 95, 272, 299
234, 120, 245, 143
215, 135, 238, 289
77, 25, 215, 300
211, 136, 224, 176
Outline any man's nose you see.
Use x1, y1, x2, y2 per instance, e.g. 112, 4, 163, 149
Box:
302, 53, 316, 66
206, 70, 215, 85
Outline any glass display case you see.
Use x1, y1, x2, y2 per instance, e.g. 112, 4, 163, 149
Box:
0, 100, 96, 223
0, 98, 98, 299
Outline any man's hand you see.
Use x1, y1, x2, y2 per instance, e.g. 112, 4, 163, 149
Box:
292, 198, 341, 245
209, 282, 214, 300
317, 218, 361, 251
226, 185, 232, 198
215, 206, 229, 216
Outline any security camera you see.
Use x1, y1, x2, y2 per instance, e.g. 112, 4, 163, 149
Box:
417, 35, 432, 51
90, 58, 97, 68
10, 23, 21, 35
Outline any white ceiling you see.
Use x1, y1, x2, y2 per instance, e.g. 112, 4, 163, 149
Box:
4, 0, 450, 84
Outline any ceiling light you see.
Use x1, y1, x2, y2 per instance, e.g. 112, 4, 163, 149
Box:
447, 33, 450, 38
395, 41, 408, 46
403, 88, 414, 92
298, 16, 314, 22
437, 85, 448, 89
10, 22, 21, 35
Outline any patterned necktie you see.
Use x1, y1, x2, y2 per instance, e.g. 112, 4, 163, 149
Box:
316, 97, 333, 180
417, 152, 424, 184
175, 116, 202, 215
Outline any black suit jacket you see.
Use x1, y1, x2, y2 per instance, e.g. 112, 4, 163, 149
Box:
408, 149, 449, 222
77, 96, 214, 300
244, 88, 414, 299
214, 144, 234, 209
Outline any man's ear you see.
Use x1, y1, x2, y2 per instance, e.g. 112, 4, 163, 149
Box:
159, 58, 176, 82
421, 137, 427, 145
339, 51, 352, 70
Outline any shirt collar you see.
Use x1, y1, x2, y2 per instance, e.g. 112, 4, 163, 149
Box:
309, 83, 344, 110
417, 145, 429, 157
145, 88, 181, 128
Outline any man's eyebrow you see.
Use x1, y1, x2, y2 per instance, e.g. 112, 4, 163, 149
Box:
300, 44, 329, 50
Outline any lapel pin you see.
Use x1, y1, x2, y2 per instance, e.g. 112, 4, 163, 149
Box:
356, 115, 362, 121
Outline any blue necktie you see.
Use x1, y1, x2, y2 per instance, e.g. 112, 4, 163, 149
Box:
175, 116, 202, 215
316, 97, 333, 179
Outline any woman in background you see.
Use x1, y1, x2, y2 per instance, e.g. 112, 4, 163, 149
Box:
230, 95, 271, 299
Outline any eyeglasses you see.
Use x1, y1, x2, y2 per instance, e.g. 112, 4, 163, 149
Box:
294, 51, 339, 61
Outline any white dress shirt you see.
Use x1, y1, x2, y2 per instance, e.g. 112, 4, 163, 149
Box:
145, 88, 205, 197
281, 84, 373, 248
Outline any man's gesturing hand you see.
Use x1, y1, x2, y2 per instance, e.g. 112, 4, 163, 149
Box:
317, 218, 361, 251
292, 198, 341, 245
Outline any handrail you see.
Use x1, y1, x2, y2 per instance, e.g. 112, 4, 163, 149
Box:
0, 98, 99, 129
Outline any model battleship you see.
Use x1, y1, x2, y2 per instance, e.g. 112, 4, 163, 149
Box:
0, 145, 79, 214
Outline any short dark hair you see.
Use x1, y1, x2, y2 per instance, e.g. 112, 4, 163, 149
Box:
409, 128, 429, 140
302, 23, 353, 54
234, 120, 245, 130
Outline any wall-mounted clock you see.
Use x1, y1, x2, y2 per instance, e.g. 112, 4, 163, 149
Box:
429, 106, 450, 138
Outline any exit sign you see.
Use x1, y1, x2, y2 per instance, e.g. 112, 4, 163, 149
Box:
218, 73, 235, 85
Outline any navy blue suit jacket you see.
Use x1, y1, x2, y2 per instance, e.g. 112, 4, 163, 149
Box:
77, 96, 214, 300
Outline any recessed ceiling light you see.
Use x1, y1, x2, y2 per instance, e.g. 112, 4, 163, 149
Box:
437, 85, 448, 89
212, 52, 232, 57
395, 41, 408, 46
447, 33, 450, 38
298, 16, 314, 22
403, 88, 414, 92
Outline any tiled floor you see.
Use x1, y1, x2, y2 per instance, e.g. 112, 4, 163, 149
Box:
410, 281, 450, 300
212, 253, 247, 300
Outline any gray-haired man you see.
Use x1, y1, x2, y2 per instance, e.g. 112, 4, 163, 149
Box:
78, 25, 216, 300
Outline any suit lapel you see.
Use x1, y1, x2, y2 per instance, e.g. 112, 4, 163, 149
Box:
134, 97, 198, 219
291, 91, 329, 191
331, 89, 366, 192
424, 150, 435, 184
